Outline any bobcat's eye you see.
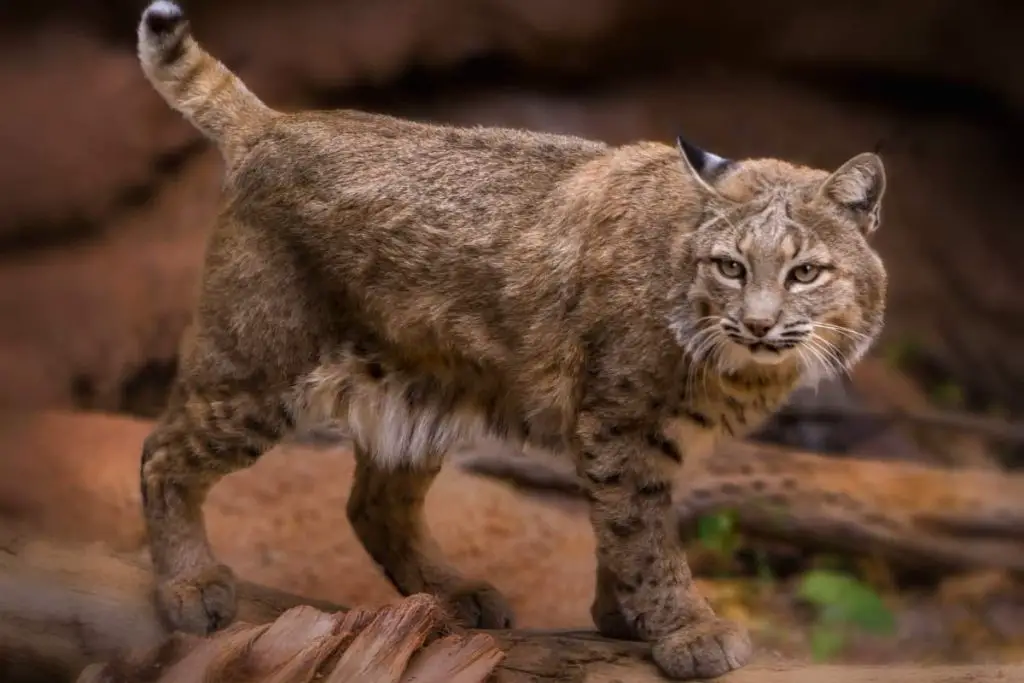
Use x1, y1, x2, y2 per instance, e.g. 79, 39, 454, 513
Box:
715, 259, 745, 280
789, 264, 821, 284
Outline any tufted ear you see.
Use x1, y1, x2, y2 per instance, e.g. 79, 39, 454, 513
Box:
819, 152, 886, 235
676, 136, 732, 193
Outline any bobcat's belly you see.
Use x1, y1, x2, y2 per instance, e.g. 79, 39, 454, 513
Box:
291, 354, 551, 468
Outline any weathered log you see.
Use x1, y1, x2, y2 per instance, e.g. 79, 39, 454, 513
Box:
0, 534, 1021, 683
458, 439, 1024, 572
77, 597, 508, 683
768, 403, 1024, 446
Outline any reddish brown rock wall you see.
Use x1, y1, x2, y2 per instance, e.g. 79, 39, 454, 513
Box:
1, 0, 1022, 418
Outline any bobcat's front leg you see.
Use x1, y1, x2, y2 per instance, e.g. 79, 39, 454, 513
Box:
577, 416, 751, 680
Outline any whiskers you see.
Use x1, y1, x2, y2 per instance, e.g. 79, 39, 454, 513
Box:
813, 321, 872, 345
675, 316, 869, 397
682, 316, 728, 402
791, 321, 866, 386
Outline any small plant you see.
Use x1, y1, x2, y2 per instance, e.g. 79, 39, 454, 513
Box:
696, 510, 741, 556
695, 509, 777, 582
796, 568, 896, 661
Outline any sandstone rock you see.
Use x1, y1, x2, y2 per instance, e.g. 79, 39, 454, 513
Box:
4, 0, 1023, 248
0, 153, 220, 413
0, 26, 196, 247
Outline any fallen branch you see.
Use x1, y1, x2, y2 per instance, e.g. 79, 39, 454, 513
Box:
769, 403, 1024, 445
0, 534, 1022, 683
77, 597, 507, 683
458, 439, 1024, 572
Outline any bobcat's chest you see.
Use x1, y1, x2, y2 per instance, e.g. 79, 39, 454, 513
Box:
662, 414, 720, 474
663, 368, 797, 469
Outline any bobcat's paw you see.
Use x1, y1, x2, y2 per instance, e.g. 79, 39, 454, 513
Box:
443, 580, 515, 629
154, 563, 238, 635
651, 617, 752, 680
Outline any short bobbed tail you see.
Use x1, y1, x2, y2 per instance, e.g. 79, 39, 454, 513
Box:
137, 1, 273, 158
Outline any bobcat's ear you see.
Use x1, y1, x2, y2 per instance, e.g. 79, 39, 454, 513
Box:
819, 152, 886, 235
676, 136, 732, 193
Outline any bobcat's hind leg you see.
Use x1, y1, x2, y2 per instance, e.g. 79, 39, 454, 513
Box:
346, 444, 515, 628
141, 385, 292, 635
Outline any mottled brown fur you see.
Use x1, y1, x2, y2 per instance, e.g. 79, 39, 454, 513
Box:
134, 2, 887, 679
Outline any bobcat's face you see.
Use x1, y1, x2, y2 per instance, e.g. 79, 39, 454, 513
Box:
673, 140, 887, 384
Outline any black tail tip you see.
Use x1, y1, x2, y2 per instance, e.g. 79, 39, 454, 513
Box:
142, 1, 185, 36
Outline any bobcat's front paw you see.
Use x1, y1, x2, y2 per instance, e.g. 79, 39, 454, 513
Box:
652, 617, 752, 680
153, 563, 238, 634
443, 580, 515, 629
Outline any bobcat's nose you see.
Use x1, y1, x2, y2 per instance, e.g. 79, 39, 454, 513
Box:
742, 316, 776, 339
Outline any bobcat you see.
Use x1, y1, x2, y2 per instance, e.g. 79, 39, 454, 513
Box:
135, 2, 887, 678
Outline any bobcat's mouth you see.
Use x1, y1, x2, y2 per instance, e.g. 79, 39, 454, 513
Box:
733, 339, 796, 366
745, 342, 781, 354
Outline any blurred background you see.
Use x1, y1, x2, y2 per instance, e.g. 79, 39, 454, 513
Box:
1, 0, 1024, 676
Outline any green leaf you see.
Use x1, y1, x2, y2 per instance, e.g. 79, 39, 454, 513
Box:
797, 570, 896, 635
798, 569, 851, 604
809, 623, 847, 662
696, 511, 737, 553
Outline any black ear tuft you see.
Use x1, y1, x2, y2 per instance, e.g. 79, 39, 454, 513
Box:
676, 136, 732, 187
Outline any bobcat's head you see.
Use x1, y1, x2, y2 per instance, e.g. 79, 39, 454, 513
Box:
673, 138, 887, 385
